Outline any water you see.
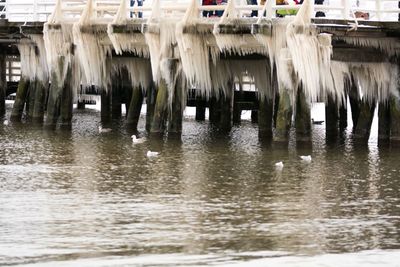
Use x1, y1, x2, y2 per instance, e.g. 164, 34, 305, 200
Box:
1, 102, 400, 267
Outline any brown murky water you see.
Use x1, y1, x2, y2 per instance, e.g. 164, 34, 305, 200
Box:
1, 102, 400, 266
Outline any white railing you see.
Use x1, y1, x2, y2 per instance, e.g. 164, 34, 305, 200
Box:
0, 0, 398, 22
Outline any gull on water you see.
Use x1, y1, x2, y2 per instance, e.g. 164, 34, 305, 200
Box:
147, 151, 159, 157
131, 135, 145, 144
300, 155, 312, 162
98, 126, 112, 133
275, 161, 284, 170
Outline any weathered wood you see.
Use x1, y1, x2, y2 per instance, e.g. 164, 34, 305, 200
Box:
126, 87, 144, 130
295, 87, 311, 142
60, 65, 73, 128
348, 82, 360, 128
251, 110, 258, 123
353, 100, 376, 140
0, 51, 6, 117
26, 80, 37, 122
390, 95, 400, 144
150, 79, 168, 133
10, 77, 30, 122
111, 73, 122, 119
101, 89, 111, 123
332, 47, 388, 63
146, 84, 156, 132
168, 85, 184, 134
378, 101, 391, 143
77, 101, 86, 109
258, 96, 273, 138
45, 72, 61, 128
233, 93, 242, 124
274, 90, 292, 142
32, 79, 47, 124
209, 94, 221, 125
325, 95, 339, 139
339, 98, 348, 131
219, 91, 233, 132
196, 105, 206, 121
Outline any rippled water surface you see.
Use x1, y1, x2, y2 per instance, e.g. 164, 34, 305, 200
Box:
1, 103, 400, 266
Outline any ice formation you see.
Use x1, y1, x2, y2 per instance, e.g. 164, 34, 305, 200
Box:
107, 0, 149, 57
72, 0, 112, 88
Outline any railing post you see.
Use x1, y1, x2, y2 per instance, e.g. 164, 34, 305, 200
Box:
375, 0, 382, 21
33, 0, 38, 21
341, 0, 350, 20
5, 0, 9, 20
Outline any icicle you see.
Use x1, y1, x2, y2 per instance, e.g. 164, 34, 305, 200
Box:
337, 37, 399, 57
73, 0, 112, 88
112, 57, 153, 91
176, 0, 212, 98
107, 0, 149, 57
213, 0, 266, 56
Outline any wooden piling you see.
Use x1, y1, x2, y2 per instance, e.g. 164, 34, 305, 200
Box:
339, 97, 348, 131
77, 101, 86, 109
150, 79, 169, 133
390, 96, 400, 144
274, 90, 292, 142
10, 77, 30, 122
111, 73, 122, 119
325, 95, 339, 140
0, 51, 6, 118
32, 80, 47, 124
146, 84, 156, 132
233, 102, 241, 124
101, 89, 111, 123
59, 65, 73, 128
378, 101, 391, 144
233, 91, 242, 124
208, 94, 221, 125
348, 81, 360, 128
126, 87, 144, 130
353, 100, 376, 140
295, 87, 311, 142
220, 91, 233, 132
258, 96, 273, 139
45, 71, 61, 128
26, 80, 37, 122
196, 105, 206, 121
168, 85, 183, 134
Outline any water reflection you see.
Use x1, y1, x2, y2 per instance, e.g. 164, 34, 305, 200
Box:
0, 106, 400, 266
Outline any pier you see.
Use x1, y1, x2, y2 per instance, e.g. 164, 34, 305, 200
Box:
0, 0, 399, 144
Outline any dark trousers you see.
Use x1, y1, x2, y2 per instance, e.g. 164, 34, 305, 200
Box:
130, 0, 143, 18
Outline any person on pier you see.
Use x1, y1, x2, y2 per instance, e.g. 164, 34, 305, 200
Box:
202, 0, 216, 17
130, 0, 144, 18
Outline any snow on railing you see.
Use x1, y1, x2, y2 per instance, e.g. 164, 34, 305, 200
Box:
0, 0, 398, 22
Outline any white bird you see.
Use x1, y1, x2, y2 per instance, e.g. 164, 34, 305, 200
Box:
131, 135, 145, 144
98, 126, 112, 133
300, 155, 312, 162
146, 150, 159, 157
275, 161, 284, 170
3, 120, 9, 126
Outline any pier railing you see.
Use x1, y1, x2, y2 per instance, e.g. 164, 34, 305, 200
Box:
0, 0, 399, 22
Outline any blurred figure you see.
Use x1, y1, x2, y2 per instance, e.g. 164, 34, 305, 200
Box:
215, 0, 227, 17
247, 0, 259, 17
314, 0, 326, 17
203, 0, 216, 17
130, 0, 144, 18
